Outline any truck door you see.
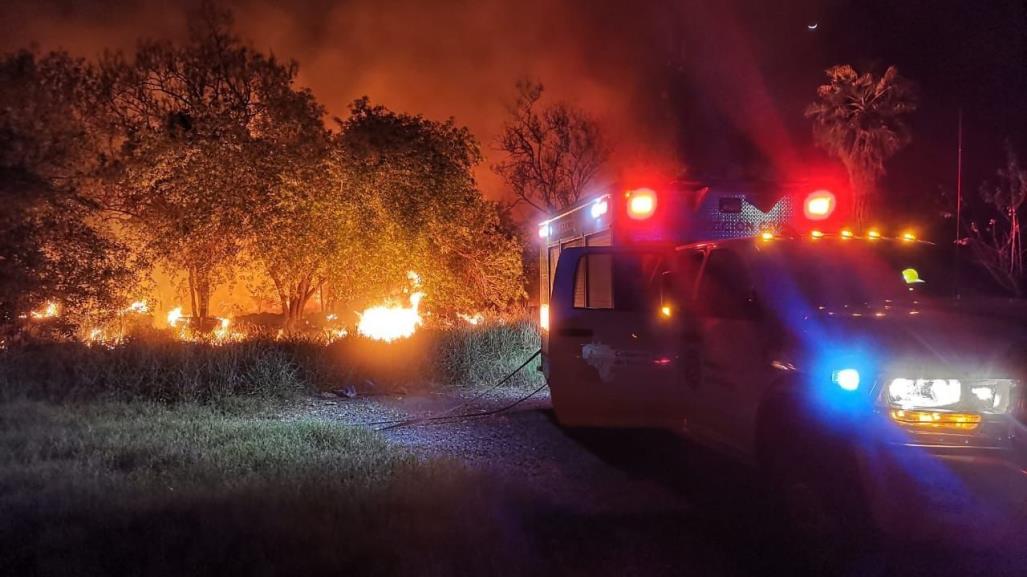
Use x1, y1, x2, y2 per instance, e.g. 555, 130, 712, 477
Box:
684, 246, 771, 458
548, 246, 685, 428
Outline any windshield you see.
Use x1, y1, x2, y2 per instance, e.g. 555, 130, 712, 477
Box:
749, 240, 1009, 311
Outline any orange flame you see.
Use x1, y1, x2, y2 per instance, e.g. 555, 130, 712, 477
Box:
357, 292, 424, 342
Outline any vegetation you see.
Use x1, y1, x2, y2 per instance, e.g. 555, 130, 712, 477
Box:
967, 146, 1026, 296
0, 5, 527, 337
494, 80, 610, 214
805, 65, 917, 229
0, 400, 522, 576
0, 51, 139, 332
0, 321, 541, 403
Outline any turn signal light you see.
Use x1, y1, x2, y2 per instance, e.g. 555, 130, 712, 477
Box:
626, 188, 657, 220
889, 409, 981, 431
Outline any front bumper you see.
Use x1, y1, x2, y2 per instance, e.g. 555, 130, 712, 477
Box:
858, 438, 1027, 544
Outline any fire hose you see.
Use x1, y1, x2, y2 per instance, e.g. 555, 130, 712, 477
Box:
344, 349, 544, 431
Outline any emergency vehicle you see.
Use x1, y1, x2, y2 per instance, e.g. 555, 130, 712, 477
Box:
539, 180, 1027, 537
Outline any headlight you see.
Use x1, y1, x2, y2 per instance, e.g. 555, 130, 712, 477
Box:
885, 377, 1016, 414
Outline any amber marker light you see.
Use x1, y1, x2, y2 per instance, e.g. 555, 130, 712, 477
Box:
889, 409, 981, 431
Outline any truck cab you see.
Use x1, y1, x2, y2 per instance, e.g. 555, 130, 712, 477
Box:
541, 184, 1027, 537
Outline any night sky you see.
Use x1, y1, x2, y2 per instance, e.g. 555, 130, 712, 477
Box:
2, 0, 1024, 222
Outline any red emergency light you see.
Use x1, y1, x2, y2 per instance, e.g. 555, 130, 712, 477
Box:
803, 189, 836, 220
626, 188, 657, 220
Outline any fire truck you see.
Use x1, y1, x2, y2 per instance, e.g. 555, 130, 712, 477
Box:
538, 180, 1027, 538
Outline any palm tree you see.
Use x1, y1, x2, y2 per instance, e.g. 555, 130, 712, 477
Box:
805, 65, 917, 229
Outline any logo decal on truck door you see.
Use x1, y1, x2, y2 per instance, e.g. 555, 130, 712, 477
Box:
582, 342, 616, 382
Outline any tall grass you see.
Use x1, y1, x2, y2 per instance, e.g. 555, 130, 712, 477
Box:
0, 320, 542, 403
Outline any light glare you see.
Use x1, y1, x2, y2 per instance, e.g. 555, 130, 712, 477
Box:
833, 368, 861, 391
626, 188, 657, 219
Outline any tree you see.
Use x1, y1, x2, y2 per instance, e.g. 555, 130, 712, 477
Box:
0, 51, 136, 333
331, 99, 525, 315
805, 65, 917, 229
494, 80, 609, 214
98, 5, 315, 327
967, 146, 1026, 296
247, 138, 344, 329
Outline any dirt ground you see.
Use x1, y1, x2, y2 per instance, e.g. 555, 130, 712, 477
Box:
288, 385, 1027, 577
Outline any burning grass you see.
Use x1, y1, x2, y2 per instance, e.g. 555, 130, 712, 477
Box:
0, 400, 525, 576
0, 319, 542, 403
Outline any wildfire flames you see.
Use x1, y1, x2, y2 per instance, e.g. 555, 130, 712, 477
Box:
357, 292, 424, 342
355, 271, 426, 342
166, 307, 183, 327
457, 312, 484, 326
29, 301, 59, 320
124, 300, 149, 314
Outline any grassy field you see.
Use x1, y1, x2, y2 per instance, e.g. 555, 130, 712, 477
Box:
0, 400, 527, 576
0, 322, 543, 576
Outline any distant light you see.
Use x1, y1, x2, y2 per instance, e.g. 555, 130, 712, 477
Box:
807, 22, 819, 30
626, 188, 657, 219
660, 305, 672, 317
590, 199, 609, 219
538, 225, 549, 238
901, 231, 916, 242
840, 228, 854, 239
804, 190, 836, 220
833, 368, 861, 391
654, 356, 672, 366
810, 229, 824, 239
760, 231, 774, 241
867, 229, 881, 239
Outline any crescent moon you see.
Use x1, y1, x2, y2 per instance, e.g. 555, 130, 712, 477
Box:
807, 22, 819, 30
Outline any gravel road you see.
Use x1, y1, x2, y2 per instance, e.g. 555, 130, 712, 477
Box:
288, 385, 1025, 577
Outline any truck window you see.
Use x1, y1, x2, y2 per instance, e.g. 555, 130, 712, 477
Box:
696, 248, 756, 319
573, 253, 614, 309
675, 249, 706, 300
572, 252, 668, 311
